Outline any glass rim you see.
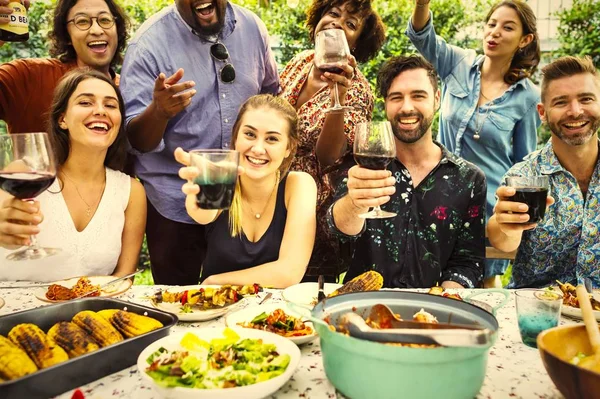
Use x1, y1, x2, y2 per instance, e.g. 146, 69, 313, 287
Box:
2, 132, 49, 136
514, 288, 563, 301
190, 149, 239, 154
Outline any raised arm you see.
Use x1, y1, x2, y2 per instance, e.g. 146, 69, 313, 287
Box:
201, 172, 317, 288
411, 0, 432, 32
112, 178, 147, 277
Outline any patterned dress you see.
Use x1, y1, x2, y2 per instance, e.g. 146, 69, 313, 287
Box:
279, 50, 373, 278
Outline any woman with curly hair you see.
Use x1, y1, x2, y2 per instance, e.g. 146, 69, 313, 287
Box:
0, 0, 129, 134
279, 0, 386, 281
406, 0, 542, 286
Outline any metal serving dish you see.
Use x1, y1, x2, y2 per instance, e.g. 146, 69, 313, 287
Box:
0, 297, 178, 399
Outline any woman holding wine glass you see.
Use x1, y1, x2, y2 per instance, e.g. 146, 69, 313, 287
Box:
279, 0, 386, 280
175, 94, 317, 289
0, 69, 146, 282
406, 0, 541, 286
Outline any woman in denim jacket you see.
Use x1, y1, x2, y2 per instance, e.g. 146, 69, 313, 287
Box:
406, 0, 541, 286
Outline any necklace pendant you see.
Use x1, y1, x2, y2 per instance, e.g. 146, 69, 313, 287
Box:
86, 207, 91, 218
473, 132, 480, 140
255, 213, 261, 219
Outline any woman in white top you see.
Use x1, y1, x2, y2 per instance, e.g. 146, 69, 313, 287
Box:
0, 69, 146, 281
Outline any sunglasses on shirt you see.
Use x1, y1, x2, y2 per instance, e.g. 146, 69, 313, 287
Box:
210, 43, 236, 84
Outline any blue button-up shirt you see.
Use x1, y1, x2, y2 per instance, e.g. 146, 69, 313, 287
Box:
405, 12, 541, 220
507, 140, 600, 288
120, 3, 279, 223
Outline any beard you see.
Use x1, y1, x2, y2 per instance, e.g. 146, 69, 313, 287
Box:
549, 116, 600, 146
190, 1, 226, 37
390, 111, 434, 144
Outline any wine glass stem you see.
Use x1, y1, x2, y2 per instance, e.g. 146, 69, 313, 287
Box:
28, 233, 39, 251
372, 206, 382, 216
333, 82, 342, 108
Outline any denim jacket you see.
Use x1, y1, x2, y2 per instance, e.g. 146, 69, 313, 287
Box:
406, 12, 541, 221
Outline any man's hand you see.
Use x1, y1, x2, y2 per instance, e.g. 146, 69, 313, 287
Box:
492, 186, 554, 237
151, 69, 196, 120
346, 165, 396, 211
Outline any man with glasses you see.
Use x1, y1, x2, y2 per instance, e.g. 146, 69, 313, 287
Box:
120, 0, 279, 285
0, 0, 128, 133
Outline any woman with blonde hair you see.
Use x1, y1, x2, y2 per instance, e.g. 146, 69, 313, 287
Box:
175, 94, 317, 288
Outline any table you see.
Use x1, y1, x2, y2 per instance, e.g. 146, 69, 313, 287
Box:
0, 284, 568, 399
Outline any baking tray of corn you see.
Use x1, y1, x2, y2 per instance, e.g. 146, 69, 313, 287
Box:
0, 297, 178, 399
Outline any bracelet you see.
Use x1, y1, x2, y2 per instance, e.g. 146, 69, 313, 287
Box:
416, 0, 430, 7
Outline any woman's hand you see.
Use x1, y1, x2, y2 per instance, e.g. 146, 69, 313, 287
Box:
320, 54, 357, 107
0, 197, 43, 248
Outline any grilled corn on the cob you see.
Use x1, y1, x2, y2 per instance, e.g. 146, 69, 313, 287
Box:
8, 324, 68, 369
72, 311, 124, 347
0, 334, 38, 380
329, 271, 384, 297
100, 310, 163, 338
47, 322, 100, 358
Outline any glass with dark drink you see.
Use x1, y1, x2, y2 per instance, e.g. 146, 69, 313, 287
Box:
0, 133, 59, 260
314, 29, 351, 113
506, 176, 550, 223
353, 121, 397, 219
190, 149, 239, 210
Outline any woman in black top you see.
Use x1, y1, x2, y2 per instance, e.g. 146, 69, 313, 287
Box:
175, 94, 317, 288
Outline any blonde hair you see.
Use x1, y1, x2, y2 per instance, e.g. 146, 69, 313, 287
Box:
228, 94, 299, 237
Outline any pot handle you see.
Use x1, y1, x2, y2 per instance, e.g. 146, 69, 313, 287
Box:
286, 302, 330, 329
462, 289, 510, 314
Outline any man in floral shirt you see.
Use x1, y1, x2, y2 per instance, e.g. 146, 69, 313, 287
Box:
488, 56, 600, 288
327, 55, 486, 288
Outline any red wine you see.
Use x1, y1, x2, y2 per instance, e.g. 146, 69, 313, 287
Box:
319, 64, 344, 74
195, 179, 236, 210
0, 172, 55, 199
508, 187, 549, 223
354, 154, 394, 170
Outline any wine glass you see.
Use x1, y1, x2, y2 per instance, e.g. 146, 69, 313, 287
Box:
353, 121, 397, 219
189, 149, 240, 210
314, 29, 352, 113
0, 133, 59, 260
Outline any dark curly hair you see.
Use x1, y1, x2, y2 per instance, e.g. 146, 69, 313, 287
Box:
49, 68, 128, 171
306, 0, 386, 63
49, 0, 130, 68
486, 0, 540, 85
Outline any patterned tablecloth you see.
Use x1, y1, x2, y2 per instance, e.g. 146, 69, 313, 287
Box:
0, 284, 569, 399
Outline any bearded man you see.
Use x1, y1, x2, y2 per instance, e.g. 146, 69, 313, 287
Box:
327, 55, 486, 289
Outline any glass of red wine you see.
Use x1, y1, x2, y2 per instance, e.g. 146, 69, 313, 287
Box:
505, 176, 550, 224
314, 29, 352, 113
353, 121, 397, 219
190, 149, 240, 210
0, 133, 59, 260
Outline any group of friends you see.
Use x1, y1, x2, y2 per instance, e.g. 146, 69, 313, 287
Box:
0, 0, 598, 291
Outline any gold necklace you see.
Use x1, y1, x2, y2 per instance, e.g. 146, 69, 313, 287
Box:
242, 175, 279, 219
473, 104, 493, 140
61, 170, 106, 218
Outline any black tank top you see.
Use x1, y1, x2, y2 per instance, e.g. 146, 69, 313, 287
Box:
202, 175, 288, 281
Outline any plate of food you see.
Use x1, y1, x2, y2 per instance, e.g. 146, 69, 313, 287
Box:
282, 271, 384, 306
138, 327, 300, 399
148, 284, 261, 322
553, 281, 600, 321
225, 303, 317, 345
35, 276, 133, 303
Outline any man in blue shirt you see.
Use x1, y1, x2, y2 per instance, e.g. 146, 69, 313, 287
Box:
488, 56, 600, 288
120, 0, 279, 284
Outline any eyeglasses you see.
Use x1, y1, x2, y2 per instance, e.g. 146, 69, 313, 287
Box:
210, 42, 236, 84
67, 12, 117, 31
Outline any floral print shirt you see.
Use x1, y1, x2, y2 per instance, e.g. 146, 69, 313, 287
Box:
507, 140, 600, 289
327, 143, 486, 288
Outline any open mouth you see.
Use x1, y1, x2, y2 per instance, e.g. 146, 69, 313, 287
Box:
246, 156, 268, 166
85, 121, 111, 134
562, 120, 590, 131
88, 40, 108, 54
194, 1, 215, 17
397, 117, 420, 130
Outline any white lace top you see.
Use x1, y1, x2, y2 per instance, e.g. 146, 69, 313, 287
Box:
0, 168, 131, 282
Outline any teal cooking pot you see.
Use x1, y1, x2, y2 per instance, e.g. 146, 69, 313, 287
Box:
292, 290, 507, 399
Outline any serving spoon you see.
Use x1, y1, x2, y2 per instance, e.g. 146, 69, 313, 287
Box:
575, 282, 600, 373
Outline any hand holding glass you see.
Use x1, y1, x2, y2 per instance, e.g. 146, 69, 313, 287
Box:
314, 29, 352, 113
353, 121, 397, 219
506, 176, 549, 224
190, 149, 239, 210
0, 133, 59, 260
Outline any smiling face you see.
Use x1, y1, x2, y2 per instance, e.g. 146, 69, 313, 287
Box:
483, 5, 532, 61
66, 0, 118, 73
385, 68, 439, 144
233, 108, 292, 181
176, 0, 227, 36
59, 78, 122, 151
314, 1, 365, 50
539, 73, 600, 147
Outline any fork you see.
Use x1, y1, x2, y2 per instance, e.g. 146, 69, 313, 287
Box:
317, 275, 326, 302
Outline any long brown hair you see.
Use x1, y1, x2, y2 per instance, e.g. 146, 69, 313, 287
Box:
485, 0, 540, 85
48, 68, 128, 171
228, 95, 299, 237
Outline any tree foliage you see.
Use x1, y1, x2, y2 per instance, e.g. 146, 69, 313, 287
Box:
554, 0, 600, 67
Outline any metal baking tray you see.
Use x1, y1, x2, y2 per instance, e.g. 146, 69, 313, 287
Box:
0, 297, 178, 399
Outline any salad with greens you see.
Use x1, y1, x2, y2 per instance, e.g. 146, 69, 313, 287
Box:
145, 328, 291, 389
